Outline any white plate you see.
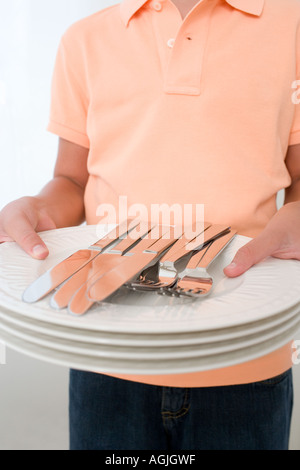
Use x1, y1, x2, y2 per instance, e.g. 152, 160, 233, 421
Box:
0, 317, 299, 374
0, 301, 299, 347
0, 309, 300, 360
1, 225, 300, 333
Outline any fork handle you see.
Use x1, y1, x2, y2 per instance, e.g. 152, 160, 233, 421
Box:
129, 225, 176, 254
187, 230, 237, 270
108, 222, 155, 254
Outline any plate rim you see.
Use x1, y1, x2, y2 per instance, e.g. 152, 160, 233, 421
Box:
0, 302, 299, 347
1, 225, 300, 333
0, 317, 299, 375
0, 311, 300, 360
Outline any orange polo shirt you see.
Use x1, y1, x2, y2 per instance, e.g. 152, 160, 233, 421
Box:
47, 0, 300, 386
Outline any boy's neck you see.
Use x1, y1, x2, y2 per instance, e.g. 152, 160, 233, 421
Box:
171, 0, 201, 18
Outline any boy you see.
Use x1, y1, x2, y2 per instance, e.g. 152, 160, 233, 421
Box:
1, 0, 300, 450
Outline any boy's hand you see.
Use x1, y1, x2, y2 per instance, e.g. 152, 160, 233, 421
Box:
0, 197, 57, 259
224, 202, 300, 277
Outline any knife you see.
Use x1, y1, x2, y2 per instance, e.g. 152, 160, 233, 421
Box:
22, 219, 140, 303
68, 226, 178, 315
50, 221, 157, 310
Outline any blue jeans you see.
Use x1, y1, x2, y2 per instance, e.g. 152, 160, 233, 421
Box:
69, 368, 293, 450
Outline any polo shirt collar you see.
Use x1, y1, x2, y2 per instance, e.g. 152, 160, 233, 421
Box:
120, 0, 265, 26
226, 0, 265, 16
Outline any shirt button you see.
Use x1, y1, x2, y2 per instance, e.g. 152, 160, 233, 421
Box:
167, 38, 175, 48
151, 1, 162, 11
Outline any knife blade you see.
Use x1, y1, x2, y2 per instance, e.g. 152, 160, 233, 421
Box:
68, 227, 178, 315
50, 221, 157, 310
22, 219, 139, 303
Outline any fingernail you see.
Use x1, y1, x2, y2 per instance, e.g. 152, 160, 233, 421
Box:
32, 245, 47, 258
226, 262, 237, 270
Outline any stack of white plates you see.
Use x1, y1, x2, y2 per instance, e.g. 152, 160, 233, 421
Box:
0, 225, 300, 375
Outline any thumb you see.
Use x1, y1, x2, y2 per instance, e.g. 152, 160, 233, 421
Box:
8, 214, 50, 260
224, 234, 277, 278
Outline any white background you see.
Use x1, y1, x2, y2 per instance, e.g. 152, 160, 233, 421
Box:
0, 0, 299, 450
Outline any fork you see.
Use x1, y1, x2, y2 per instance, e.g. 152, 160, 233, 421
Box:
165, 229, 237, 298
128, 224, 232, 292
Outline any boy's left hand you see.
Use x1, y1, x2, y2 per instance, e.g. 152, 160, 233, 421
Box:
224, 201, 300, 277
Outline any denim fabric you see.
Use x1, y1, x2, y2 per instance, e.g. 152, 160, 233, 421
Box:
69, 368, 293, 450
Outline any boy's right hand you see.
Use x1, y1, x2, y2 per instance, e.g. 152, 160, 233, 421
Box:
0, 197, 57, 259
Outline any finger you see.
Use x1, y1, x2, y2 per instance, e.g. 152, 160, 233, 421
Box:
0, 234, 15, 243
36, 212, 57, 233
0, 222, 14, 243
223, 234, 278, 278
5, 214, 49, 260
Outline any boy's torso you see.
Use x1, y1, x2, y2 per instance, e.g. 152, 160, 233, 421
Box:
47, 0, 300, 386
49, 0, 300, 237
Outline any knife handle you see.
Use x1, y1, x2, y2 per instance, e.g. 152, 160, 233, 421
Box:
159, 221, 211, 264
143, 226, 181, 254
91, 219, 137, 250
108, 222, 155, 254
160, 224, 231, 268
184, 224, 231, 251
129, 225, 173, 254
187, 229, 237, 270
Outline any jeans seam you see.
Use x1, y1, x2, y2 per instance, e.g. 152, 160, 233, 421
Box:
161, 388, 190, 421
162, 405, 191, 421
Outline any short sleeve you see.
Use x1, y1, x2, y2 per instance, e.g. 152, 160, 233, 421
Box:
47, 32, 90, 148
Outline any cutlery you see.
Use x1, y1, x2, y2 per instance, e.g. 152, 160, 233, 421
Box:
68, 226, 179, 315
166, 229, 237, 298
50, 221, 155, 310
127, 220, 212, 288
129, 224, 232, 291
22, 219, 139, 303
156, 221, 213, 270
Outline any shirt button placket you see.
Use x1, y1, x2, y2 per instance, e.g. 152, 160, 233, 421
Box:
150, 0, 182, 77
164, 1, 217, 96
167, 38, 175, 48
151, 1, 163, 12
